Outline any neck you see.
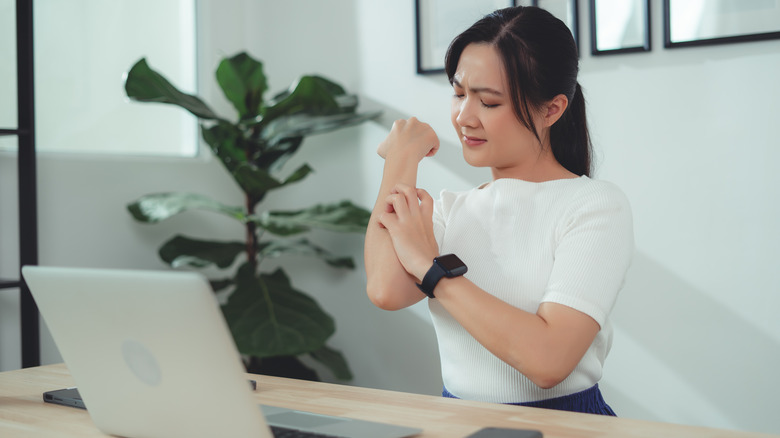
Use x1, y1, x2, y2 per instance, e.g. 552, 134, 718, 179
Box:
490, 154, 577, 182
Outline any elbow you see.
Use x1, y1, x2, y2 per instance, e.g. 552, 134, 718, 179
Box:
366, 282, 408, 311
530, 373, 567, 390
507, 354, 573, 390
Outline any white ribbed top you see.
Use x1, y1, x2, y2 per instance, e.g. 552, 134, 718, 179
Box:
429, 176, 634, 403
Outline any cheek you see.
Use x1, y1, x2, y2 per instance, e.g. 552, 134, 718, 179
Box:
496, 112, 525, 137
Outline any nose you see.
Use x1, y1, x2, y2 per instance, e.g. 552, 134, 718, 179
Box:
454, 96, 478, 129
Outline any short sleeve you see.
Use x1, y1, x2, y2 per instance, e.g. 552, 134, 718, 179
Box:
432, 189, 459, 251
541, 182, 634, 327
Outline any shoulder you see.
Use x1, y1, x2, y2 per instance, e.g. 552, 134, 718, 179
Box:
564, 177, 631, 214
558, 177, 633, 235
434, 177, 632, 219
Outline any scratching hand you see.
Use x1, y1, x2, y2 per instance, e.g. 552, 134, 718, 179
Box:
378, 183, 438, 281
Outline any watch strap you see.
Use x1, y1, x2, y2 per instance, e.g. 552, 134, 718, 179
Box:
417, 260, 447, 298
416, 254, 467, 298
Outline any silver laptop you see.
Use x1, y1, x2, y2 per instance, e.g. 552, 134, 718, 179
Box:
22, 265, 421, 438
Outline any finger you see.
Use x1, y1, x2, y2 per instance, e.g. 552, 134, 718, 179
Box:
383, 193, 397, 213
417, 189, 434, 218
377, 211, 396, 230
390, 183, 414, 204
394, 184, 422, 216
385, 192, 410, 218
391, 182, 411, 194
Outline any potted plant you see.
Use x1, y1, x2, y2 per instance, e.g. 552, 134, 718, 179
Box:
123, 52, 378, 381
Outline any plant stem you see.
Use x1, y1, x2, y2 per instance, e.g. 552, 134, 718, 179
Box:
245, 193, 258, 271
244, 121, 262, 272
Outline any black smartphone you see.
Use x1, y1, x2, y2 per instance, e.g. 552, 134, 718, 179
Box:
43, 387, 86, 409
465, 427, 543, 438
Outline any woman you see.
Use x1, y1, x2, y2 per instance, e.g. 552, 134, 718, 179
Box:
364, 6, 633, 415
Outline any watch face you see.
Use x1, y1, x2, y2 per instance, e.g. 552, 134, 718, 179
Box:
436, 254, 467, 276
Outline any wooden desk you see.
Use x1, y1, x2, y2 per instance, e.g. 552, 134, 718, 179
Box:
0, 364, 773, 438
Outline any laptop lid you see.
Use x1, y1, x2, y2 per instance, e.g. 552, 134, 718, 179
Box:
23, 266, 422, 438
23, 266, 271, 438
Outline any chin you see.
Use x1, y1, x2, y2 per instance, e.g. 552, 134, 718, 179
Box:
461, 148, 489, 168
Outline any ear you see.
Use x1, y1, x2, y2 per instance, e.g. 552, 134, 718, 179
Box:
542, 94, 568, 128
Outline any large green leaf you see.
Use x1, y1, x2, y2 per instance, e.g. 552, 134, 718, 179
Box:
261, 111, 381, 147
222, 264, 335, 358
262, 75, 343, 123
252, 136, 304, 173
254, 201, 370, 236
125, 58, 220, 121
310, 345, 353, 381
259, 238, 355, 269
232, 163, 312, 200
201, 122, 251, 174
158, 235, 245, 269
216, 52, 268, 120
127, 193, 245, 223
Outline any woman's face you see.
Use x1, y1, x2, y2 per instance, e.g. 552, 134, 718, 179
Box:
450, 43, 547, 180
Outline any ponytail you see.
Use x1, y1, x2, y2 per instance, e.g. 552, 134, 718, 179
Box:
550, 82, 592, 177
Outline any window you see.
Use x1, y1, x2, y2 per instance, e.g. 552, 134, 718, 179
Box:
0, 0, 197, 156
0, 0, 17, 130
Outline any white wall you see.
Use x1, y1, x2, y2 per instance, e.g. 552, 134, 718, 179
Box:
1, 0, 779, 435
579, 3, 780, 433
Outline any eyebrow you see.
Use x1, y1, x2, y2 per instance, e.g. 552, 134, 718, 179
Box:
451, 79, 504, 96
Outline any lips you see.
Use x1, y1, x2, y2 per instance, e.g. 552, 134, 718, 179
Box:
462, 135, 486, 147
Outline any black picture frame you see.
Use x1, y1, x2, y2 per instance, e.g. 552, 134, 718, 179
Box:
415, 0, 515, 75
589, 0, 651, 56
532, 0, 580, 55
663, 0, 780, 48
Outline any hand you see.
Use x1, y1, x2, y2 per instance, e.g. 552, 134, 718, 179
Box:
377, 117, 440, 162
378, 183, 439, 281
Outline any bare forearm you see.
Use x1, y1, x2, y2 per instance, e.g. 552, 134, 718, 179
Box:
365, 117, 441, 310
364, 154, 426, 309
434, 276, 599, 388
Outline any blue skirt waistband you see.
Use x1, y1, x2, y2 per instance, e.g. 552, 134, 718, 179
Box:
442, 384, 616, 416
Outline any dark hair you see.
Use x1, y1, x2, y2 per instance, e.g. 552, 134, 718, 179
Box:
445, 6, 592, 176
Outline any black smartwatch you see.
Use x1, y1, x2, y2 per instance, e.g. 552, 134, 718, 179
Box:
416, 254, 467, 298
